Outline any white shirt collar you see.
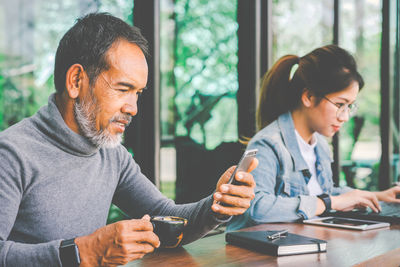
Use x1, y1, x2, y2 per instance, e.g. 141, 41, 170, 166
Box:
294, 129, 317, 153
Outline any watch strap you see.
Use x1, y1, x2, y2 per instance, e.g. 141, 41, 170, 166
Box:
317, 193, 332, 213
60, 238, 80, 267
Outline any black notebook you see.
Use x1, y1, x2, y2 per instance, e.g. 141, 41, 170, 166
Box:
225, 230, 327, 256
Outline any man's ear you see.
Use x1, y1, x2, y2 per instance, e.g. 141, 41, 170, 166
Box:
301, 88, 314, 107
65, 64, 85, 99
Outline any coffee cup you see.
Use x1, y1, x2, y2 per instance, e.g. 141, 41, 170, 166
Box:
150, 216, 188, 248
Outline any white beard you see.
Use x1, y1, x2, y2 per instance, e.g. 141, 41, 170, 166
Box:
74, 94, 124, 148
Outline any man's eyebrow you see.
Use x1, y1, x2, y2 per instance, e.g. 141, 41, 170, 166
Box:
116, 81, 136, 89
115, 81, 146, 90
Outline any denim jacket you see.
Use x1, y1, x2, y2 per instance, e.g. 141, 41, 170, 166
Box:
227, 112, 352, 231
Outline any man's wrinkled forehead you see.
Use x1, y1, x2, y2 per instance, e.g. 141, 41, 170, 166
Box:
103, 39, 148, 87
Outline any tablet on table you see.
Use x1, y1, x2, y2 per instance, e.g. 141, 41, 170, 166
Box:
303, 216, 390, 230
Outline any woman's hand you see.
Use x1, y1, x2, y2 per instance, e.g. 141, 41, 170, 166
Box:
331, 189, 381, 213
374, 186, 400, 203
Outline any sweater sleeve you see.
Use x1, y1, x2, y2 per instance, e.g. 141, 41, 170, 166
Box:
0, 241, 62, 267
0, 142, 63, 267
112, 148, 228, 245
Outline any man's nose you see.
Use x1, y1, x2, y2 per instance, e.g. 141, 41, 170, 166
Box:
122, 96, 138, 116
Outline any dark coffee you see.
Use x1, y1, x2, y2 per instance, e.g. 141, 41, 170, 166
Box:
150, 216, 188, 248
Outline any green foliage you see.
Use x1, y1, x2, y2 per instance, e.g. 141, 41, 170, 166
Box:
271, 0, 333, 61
160, 181, 176, 200
340, 0, 381, 147
355, 162, 380, 191
0, 75, 4, 128
0, 54, 52, 131
170, 0, 239, 149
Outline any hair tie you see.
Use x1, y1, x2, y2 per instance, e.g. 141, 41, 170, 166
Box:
289, 63, 299, 81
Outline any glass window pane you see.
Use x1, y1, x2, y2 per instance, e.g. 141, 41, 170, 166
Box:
339, 0, 381, 190
159, 0, 176, 200
390, 0, 400, 181
173, 0, 238, 149
159, 0, 239, 202
272, 0, 333, 62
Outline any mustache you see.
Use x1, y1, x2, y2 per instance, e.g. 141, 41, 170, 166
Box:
110, 114, 132, 126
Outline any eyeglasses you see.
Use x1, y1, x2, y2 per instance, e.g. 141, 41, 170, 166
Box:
323, 96, 358, 119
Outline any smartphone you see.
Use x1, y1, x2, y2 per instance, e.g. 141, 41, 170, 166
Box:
227, 149, 258, 185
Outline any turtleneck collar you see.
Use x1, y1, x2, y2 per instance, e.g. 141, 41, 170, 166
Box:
31, 93, 100, 156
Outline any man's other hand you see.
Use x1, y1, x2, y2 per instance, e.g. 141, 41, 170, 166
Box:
211, 158, 258, 217
75, 215, 160, 267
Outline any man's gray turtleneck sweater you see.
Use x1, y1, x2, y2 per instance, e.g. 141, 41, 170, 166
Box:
0, 94, 225, 267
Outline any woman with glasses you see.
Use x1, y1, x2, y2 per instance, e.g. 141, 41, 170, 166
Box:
227, 45, 400, 231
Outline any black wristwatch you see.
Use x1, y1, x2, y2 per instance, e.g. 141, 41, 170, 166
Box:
317, 193, 332, 213
59, 238, 80, 267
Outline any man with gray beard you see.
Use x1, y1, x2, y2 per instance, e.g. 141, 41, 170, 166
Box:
73, 79, 132, 148
0, 13, 258, 267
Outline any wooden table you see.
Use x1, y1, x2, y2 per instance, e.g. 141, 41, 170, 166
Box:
126, 223, 400, 267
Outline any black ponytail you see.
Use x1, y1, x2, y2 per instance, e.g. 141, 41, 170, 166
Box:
257, 55, 300, 130
256, 45, 364, 130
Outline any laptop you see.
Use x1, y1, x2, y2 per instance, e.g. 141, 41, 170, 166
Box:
327, 202, 400, 224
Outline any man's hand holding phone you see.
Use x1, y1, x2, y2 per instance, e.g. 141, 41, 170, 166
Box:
212, 149, 258, 217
